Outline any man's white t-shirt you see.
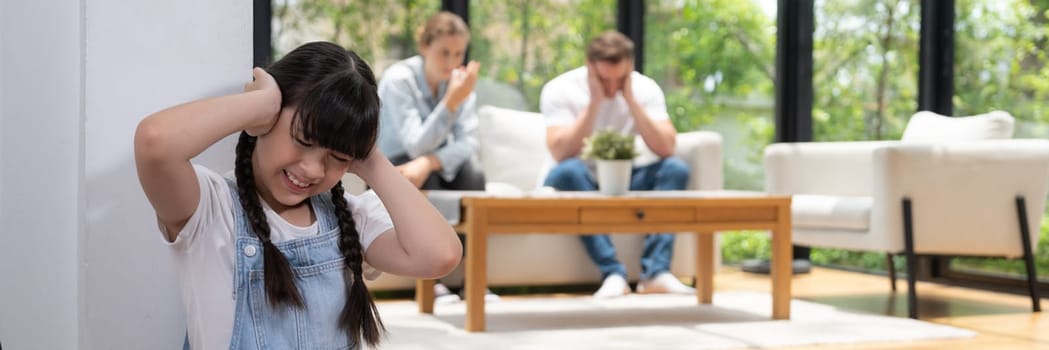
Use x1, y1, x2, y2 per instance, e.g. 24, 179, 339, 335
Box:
539, 66, 670, 134
161, 165, 393, 350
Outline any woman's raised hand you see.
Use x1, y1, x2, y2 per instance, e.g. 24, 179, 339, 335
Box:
444, 60, 480, 112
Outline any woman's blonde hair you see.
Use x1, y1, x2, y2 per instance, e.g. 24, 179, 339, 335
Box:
416, 11, 470, 47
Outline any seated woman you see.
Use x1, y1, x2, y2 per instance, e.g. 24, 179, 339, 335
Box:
376, 11, 495, 303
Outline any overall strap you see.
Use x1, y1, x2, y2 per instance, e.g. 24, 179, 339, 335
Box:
310, 192, 340, 233
223, 178, 252, 239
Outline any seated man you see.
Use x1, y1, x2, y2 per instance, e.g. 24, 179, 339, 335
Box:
539, 31, 694, 298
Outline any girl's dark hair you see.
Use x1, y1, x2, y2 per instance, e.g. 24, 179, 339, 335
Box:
233, 41, 384, 347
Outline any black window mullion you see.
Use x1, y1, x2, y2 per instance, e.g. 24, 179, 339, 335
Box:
775, 0, 814, 143
442, 0, 470, 64
253, 0, 273, 67
917, 0, 954, 116
617, 0, 645, 73
441, 0, 469, 25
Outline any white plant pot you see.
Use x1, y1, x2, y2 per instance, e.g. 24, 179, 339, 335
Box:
595, 159, 632, 195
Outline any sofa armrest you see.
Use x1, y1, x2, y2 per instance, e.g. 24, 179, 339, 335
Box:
869, 139, 1049, 257
635, 131, 723, 190
678, 131, 723, 190
764, 141, 897, 196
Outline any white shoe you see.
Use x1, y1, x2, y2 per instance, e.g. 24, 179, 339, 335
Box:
484, 289, 501, 302
447, 287, 501, 302
593, 274, 631, 298
636, 272, 695, 294
434, 283, 461, 304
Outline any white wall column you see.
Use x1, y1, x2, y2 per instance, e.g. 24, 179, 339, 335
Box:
0, 1, 249, 348
0, 1, 84, 349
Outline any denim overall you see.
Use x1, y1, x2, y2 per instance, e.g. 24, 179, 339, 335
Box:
185, 179, 357, 349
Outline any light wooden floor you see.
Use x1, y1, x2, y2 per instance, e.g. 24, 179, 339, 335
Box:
715, 267, 1049, 349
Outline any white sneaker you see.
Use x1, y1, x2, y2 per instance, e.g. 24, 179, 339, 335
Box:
593, 274, 631, 298
484, 289, 501, 302
636, 272, 695, 294
434, 283, 461, 304
460, 288, 502, 302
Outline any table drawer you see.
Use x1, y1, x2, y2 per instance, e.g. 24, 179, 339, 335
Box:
696, 207, 777, 222
579, 207, 695, 224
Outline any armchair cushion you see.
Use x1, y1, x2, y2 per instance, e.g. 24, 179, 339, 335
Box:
901, 110, 1014, 143
792, 195, 871, 231
476, 106, 552, 191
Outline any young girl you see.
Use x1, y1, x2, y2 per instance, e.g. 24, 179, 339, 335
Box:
135, 42, 462, 349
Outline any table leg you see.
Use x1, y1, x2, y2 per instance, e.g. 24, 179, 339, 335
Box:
771, 202, 793, 319
416, 279, 435, 314
696, 231, 715, 304
464, 206, 489, 332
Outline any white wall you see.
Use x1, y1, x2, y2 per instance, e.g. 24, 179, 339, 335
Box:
0, 0, 5, 213
0, 1, 249, 348
0, 1, 83, 349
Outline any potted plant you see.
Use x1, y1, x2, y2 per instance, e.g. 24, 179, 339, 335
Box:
582, 129, 637, 195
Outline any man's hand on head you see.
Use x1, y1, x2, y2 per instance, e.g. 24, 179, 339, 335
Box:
621, 71, 636, 105
586, 62, 606, 106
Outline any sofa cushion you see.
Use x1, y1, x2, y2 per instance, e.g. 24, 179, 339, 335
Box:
477, 105, 551, 191
792, 194, 872, 231
901, 110, 1014, 143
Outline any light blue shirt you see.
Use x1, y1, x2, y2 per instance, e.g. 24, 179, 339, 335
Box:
377, 55, 479, 181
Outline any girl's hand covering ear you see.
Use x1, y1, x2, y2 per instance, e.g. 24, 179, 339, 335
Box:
243, 67, 282, 137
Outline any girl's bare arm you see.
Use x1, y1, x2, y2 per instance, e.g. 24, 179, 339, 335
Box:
135, 68, 280, 240
354, 149, 463, 279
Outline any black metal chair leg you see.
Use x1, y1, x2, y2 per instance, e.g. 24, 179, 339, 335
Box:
886, 253, 897, 292
1016, 196, 1041, 312
903, 198, 918, 319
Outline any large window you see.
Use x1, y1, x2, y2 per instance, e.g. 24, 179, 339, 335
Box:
948, 0, 1049, 281
272, 0, 441, 74
812, 0, 920, 142
469, 0, 615, 111
647, 0, 776, 191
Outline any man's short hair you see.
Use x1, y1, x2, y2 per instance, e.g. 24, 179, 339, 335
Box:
586, 31, 634, 63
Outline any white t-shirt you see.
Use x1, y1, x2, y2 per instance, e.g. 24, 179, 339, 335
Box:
161, 165, 393, 350
539, 66, 669, 134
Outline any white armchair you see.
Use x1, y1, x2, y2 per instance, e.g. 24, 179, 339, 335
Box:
764, 110, 1049, 318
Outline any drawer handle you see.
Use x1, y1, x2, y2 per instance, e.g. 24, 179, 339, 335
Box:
635, 209, 646, 220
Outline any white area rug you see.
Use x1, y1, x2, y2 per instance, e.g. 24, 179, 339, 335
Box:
374, 292, 976, 349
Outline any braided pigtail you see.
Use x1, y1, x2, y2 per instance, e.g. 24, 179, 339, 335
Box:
329, 182, 386, 347
234, 131, 304, 308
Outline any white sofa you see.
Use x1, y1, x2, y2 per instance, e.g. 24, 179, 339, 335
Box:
360, 105, 724, 291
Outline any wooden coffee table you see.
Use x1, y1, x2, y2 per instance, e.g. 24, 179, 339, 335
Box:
416, 191, 793, 332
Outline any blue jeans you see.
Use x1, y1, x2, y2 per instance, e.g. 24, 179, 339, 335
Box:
543, 157, 690, 281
